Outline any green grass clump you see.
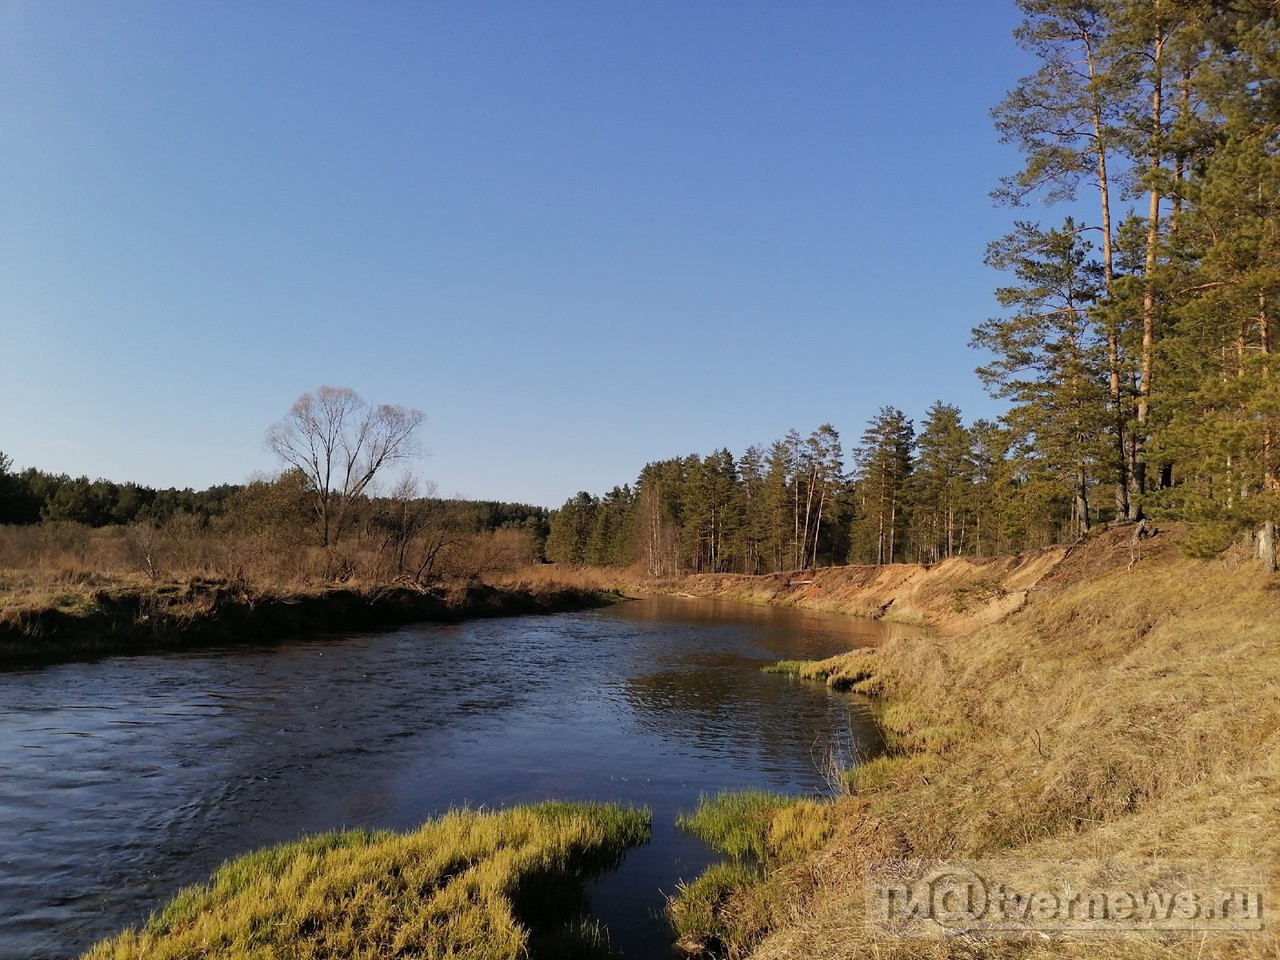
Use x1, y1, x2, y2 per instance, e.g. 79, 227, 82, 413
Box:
674, 790, 804, 865
668, 791, 834, 959
847, 754, 905, 793
762, 654, 876, 690
760, 659, 816, 677
81, 801, 650, 960
49, 590, 106, 616
675, 790, 834, 869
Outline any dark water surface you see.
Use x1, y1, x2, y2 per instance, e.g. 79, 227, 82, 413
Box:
0, 596, 910, 959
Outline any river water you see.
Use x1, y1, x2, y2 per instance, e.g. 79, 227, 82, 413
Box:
0, 595, 906, 959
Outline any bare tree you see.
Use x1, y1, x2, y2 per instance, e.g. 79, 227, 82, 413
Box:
374, 473, 461, 585
266, 386, 425, 547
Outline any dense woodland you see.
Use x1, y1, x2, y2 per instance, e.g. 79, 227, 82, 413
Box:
549, 0, 1280, 574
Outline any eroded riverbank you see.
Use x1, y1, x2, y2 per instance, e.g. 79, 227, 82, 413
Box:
661, 525, 1280, 960
649, 545, 1069, 634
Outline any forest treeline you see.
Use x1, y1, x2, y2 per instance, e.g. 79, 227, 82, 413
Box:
544, 410, 1047, 574
0, 449, 551, 588
0, 456, 548, 542
549, 0, 1280, 574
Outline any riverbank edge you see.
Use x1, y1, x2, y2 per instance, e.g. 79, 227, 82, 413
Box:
0, 537, 1089, 666
640, 540, 1077, 635
0, 581, 625, 666
664, 523, 1280, 960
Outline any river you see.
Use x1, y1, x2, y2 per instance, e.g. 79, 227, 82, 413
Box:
0, 595, 909, 959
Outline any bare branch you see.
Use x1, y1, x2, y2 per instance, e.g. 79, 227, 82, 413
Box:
265, 386, 426, 547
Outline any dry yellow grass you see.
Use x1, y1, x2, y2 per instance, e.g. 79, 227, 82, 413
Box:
0, 523, 624, 663
0, 521, 553, 621
0, 520, 621, 627
491, 561, 641, 596
684, 526, 1280, 960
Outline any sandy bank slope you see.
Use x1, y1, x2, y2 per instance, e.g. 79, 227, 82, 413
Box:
741, 524, 1280, 960
672, 544, 1071, 633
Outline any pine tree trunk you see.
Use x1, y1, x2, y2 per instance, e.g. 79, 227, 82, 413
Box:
946, 502, 955, 559
1260, 522, 1277, 574
1134, 31, 1167, 519
811, 487, 827, 570
1076, 465, 1091, 540
876, 500, 886, 566
1261, 294, 1276, 574
1088, 48, 1130, 522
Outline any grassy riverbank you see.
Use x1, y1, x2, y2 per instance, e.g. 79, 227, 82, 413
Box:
668, 525, 1280, 959
80, 801, 650, 960
0, 517, 639, 665
0, 569, 625, 665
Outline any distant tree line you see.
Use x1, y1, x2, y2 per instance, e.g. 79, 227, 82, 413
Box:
545, 407, 1070, 574
0, 452, 551, 562
550, 2, 1280, 573
0, 457, 239, 527
0, 387, 554, 588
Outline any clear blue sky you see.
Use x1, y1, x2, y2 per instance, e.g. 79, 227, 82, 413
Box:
2, 1, 1038, 507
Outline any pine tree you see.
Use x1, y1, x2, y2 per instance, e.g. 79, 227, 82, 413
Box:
585, 485, 635, 566
910, 402, 975, 562
634, 459, 685, 576
1150, 6, 1280, 567
1108, 0, 1218, 511
545, 492, 598, 565
761, 435, 799, 571
798, 425, 844, 569
973, 219, 1112, 538
737, 445, 768, 575
684, 450, 741, 573
852, 407, 915, 565
993, 0, 1135, 518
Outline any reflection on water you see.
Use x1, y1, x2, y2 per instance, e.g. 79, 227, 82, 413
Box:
0, 595, 910, 959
